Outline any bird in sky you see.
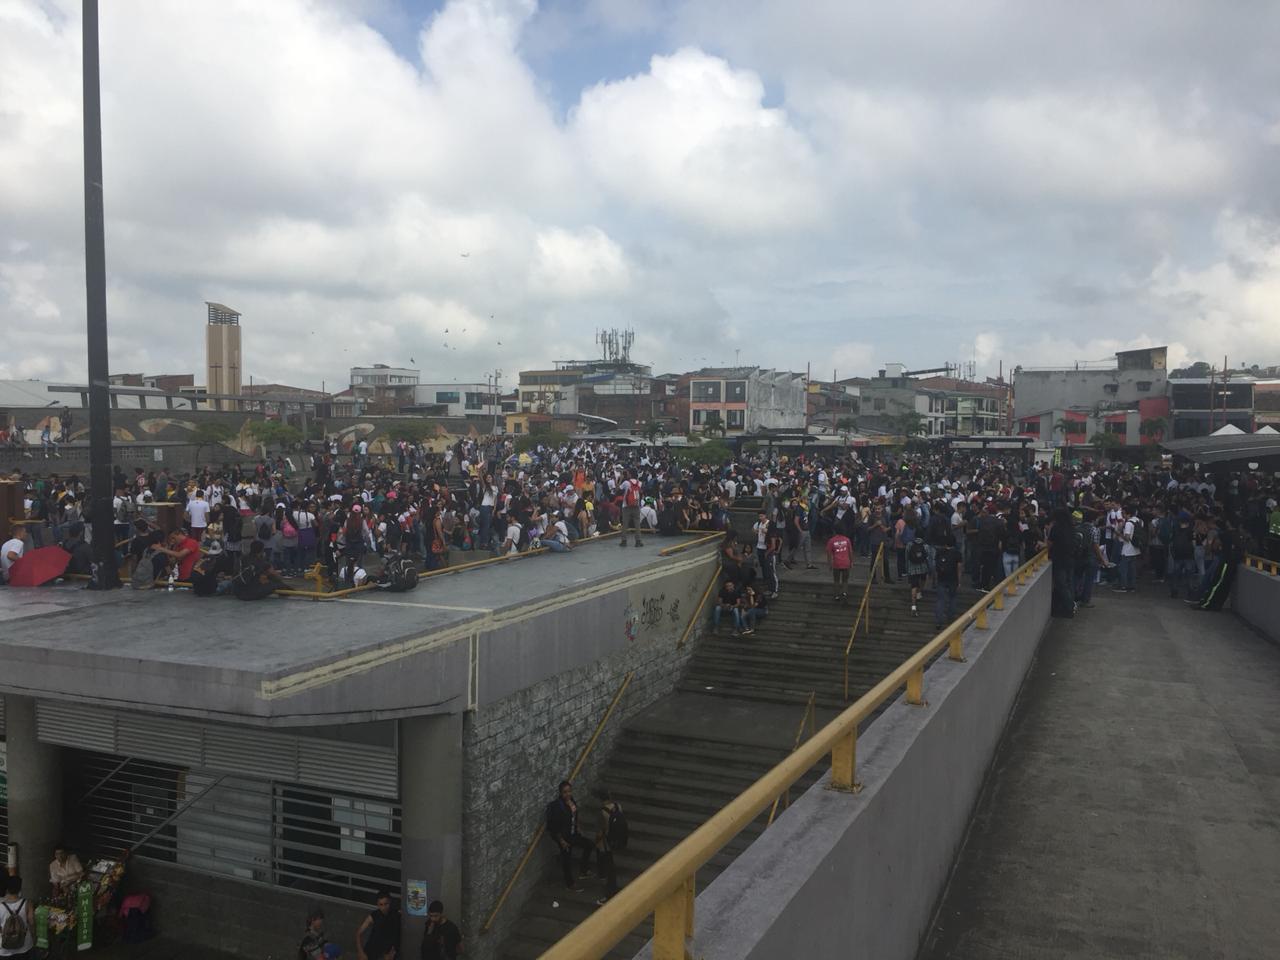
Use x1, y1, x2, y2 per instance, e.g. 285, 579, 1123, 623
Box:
460, 252, 469, 258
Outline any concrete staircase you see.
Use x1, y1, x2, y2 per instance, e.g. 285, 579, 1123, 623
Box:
492, 561, 974, 960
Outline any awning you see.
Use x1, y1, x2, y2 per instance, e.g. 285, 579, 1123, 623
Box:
1160, 433, 1280, 466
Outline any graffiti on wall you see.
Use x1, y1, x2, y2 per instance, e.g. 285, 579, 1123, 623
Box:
623, 590, 686, 642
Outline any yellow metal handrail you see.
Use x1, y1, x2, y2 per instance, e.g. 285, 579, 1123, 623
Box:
1244, 553, 1279, 576
767, 692, 817, 826
658, 532, 723, 556
680, 561, 723, 648
481, 671, 635, 936
540, 548, 1049, 960
843, 542, 885, 700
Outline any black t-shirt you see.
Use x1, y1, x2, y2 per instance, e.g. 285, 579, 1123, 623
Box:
717, 584, 740, 607
365, 908, 401, 960
420, 919, 462, 960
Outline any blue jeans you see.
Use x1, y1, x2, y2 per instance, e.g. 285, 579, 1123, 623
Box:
538, 538, 569, 553
478, 505, 494, 549
713, 605, 742, 631
1075, 564, 1097, 603
934, 582, 957, 628
1117, 554, 1136, 590
1168, 557, 1197, 599
1002, 552, 1020, 577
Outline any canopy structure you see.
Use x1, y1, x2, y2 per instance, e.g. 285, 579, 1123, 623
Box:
1210, 423, 1246, 436
1161, 433, 1280, 470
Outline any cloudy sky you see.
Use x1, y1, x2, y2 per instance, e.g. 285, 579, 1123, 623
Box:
2, 0, 1279, 392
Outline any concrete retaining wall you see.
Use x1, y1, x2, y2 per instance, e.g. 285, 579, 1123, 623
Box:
128, 859, 367, 959
1234, 566, 1280, 645
464, 555, 716, 958
665, 564, 1051, 960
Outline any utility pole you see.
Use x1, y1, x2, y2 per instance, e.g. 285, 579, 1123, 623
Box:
82, 0, 118, 588
491, 368, 502, 435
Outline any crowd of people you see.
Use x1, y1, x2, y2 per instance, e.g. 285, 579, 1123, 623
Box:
3, 435, 1278, 620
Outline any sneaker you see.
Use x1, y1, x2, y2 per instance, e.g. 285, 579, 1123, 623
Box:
806, 563, 817, 569
1111, 587, 1127, 593
595, 897, 610, 906
911, 604, 918, 615
742, 628, 754, 636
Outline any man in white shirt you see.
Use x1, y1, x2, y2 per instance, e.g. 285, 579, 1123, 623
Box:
2, 525, 29, 582
1115, 505, 1143, 593
186, 489, 210, 542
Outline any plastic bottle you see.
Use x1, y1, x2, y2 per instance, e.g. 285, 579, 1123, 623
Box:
168, 567, 176, 592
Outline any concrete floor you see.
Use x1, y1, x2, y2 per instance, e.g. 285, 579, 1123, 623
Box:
919, 590, 1280, 960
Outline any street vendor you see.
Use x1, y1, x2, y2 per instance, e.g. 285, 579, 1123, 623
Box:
49, 843, 84, 898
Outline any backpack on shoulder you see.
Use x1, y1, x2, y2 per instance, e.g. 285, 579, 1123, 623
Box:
907, 540, 927, 566
1, 899, 27, 951
380, 555, 419, 592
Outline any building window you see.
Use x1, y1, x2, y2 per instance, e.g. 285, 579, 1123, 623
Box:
692, 409, 707, 426
873, 398, 886, 411
435, 391, 460, 404
464, 392, 485, 410
726, 381, 746, 402
1106, 420, 1126, 434
1136, 381, 1152, 392
726, 409, 744, 429
691, 381, 722, 402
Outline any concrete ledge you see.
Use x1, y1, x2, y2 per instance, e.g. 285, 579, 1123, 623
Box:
1234, 565, 1280, 645
666, 565, 1051, 960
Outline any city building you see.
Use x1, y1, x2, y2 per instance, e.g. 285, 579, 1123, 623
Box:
349, 364, 420, 413
1012, 347, 1168, 425
681, 367, 807, 435
205, 302, 242, 398
852, 365, 947, 437
412, 383, 503, 423
915, 376, 1012, 435
110, 373, 197, 393
1167, 377, 1257, 437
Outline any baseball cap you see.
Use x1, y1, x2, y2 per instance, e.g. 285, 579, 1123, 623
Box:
1071, 510, 1083, 520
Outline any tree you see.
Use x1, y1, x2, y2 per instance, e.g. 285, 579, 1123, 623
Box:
836, 416, 858, 443
191, 421, 236, 466
247, 420, 303, 452
642, 420, 664, 444
1091, 431, 1124, 459
672, 440, 733, 465
1053, 417, 1084, 440
515, 431, 571, 454
1139, 417, 1167, 444
385, 421, 435, 444
893, 411, 925, 438
701, 411, 726, 438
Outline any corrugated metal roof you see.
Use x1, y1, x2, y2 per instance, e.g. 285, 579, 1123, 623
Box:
1161, 433, 1280, 464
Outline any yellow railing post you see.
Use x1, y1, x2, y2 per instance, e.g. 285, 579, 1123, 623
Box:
976, 604, 989, 629
653, 876, 695, 960
947, 627, 964, 662
830, 727, 859, 792
905, 665, 925, 706
993, 590, 1005, 610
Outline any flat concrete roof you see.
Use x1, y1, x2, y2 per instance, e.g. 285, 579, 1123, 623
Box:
0, 534, 717, 724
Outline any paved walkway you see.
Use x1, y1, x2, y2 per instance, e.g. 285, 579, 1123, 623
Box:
920, 590, 1280, 960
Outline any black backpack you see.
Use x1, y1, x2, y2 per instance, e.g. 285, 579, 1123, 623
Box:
934, 547, 957, 582
1072, 524, 1088, 569
907, 540, 927, 566
606, 803, 629, 851
381, 555, 419, 592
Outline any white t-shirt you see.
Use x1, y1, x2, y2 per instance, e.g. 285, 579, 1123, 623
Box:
0, 897, 33, 955
504, 522, 522, 555
1121, 519, 1143, 558
2, 537, 25, 579
186, 499, 209, 527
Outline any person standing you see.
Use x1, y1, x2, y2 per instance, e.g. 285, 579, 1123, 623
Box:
418, 901, 462, 960
186, 488, 210, 545
826, 526, 853, 602
593, 789, 624, 906
0, 875, 34, 960
619, 471, 644, 547
354, 891, 400, 960
546, 780, 595, 889
1114, 504, 1141, 594
298, 908, 328, 960
933, 533, 960, 629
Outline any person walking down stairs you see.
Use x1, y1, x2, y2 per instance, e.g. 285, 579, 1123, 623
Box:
826, 527, 853, 602
906, 535, 930, 616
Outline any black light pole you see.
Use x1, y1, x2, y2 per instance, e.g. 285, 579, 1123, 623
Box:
83, 0, 119, 587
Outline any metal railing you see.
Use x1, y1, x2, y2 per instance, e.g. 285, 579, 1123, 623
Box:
1244, 553, 1279, 576
843, 542, 885, 700
680, 561, 723, 648
481, 671, 635, 936
767, 692, 817, 826
540, 548, 1049, 960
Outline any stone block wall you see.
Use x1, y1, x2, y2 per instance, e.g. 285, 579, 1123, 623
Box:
461, 554, 716, 958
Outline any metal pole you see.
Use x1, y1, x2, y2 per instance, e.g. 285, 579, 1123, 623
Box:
82, 0, 119, 588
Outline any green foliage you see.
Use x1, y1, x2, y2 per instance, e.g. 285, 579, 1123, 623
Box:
836, 416, 858, 437
1090, 431, 1124, 456
515, 431, 571, 454
673, 440, 733, 464
385, 420, 435, 443
247, 420, 303, 450
700, 411, 726, 438
1139, 417, 1167, 442
192, 421, 236, 445
893, 411, 926, 437
1054, 417, 1084, 437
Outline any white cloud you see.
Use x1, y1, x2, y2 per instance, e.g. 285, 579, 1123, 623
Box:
571, 48, 821, 232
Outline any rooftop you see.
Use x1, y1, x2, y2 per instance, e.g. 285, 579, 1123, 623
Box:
0, 534, 716, 726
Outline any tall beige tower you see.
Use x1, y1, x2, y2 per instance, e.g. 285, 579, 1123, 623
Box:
205, 301, 242, 399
